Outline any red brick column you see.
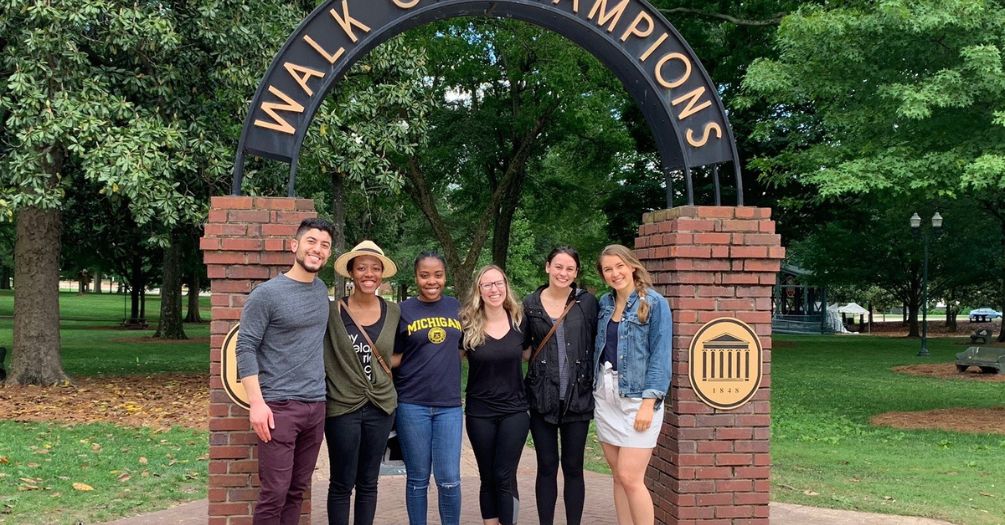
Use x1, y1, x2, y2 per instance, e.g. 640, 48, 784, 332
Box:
635, 206, 784, 525
201, 196, 317, 525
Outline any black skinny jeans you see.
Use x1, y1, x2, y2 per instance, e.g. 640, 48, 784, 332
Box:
324, 403, 394, 525
466, 411, 530, 525
529, 411, 590, 525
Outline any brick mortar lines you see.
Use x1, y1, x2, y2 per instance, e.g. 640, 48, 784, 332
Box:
638, 209, 780, 523
202, 197, 317, 523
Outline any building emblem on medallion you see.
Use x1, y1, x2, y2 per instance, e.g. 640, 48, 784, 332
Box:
688, 318, 762, 410
220, 324, 250, 409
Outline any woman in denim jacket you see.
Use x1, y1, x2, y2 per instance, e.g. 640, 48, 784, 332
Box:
593, 244, 671, 525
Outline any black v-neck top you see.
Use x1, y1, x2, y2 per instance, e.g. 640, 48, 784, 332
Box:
464, 317, 529, 417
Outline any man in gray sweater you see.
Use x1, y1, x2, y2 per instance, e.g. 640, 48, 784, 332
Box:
236, 218, 334, 525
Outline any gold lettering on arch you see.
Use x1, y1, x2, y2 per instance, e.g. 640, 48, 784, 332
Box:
303, 35, 346, 64
254, 85, 305, 135
620, 11, 653, 42
284, 62, 325, 97
588, 0, 630, 32
672, 86, 712, 120
655, 52, 691, 89
686, 122, 722, 147
639, 32, 669, 62
330, 0, 371, 43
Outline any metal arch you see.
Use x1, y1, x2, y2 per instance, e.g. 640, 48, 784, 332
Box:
232, 0, 743, 206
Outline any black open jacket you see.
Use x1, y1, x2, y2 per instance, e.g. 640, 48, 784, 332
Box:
523, 285, 599, 424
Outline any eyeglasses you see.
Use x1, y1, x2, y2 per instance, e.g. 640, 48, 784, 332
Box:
479, 280, 505, 291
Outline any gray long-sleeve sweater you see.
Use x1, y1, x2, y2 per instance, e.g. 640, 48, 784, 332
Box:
236, 273, 329, 402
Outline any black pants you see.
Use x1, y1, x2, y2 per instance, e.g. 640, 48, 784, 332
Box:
466, 411, 530, 525
529, 411, 590, 525
325, 403, 394, 525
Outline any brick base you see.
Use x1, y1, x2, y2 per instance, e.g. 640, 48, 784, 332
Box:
636, 206, 783, 525
202, 196, 318, 524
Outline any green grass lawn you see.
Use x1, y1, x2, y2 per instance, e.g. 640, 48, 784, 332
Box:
0, 291, 211, 524
770, 334, 1004, 525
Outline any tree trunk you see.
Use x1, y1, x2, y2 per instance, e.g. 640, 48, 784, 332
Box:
93, 271, 102, 294
945, 304, 958, 332
126, 252, 147, 327
331, 170, 347, 297
185, 272, 202, 323
491, 166, 527, 270
155, 234, 187, 339
907, 299, 920, 338
9, 206, 67, 385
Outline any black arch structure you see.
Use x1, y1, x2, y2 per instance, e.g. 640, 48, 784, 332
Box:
233, 0, 743, 206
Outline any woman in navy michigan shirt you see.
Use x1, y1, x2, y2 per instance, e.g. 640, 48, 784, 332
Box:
392, 252, 464, 525
593, 244, 671, 525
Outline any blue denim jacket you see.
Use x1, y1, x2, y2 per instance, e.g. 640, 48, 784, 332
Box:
593, 288, 672, 400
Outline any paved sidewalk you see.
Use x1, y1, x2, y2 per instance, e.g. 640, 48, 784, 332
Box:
101, 436, 955, 525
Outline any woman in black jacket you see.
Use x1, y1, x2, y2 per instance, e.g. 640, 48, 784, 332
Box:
522, 247, 599, 525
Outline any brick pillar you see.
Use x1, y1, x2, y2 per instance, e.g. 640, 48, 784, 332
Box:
201, 196, 318, 525
636, 206, 784, 525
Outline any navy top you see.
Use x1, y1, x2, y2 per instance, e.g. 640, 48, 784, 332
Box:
394, 296, 463, 407
340, 298, 387, 383
602, 319, 619, 371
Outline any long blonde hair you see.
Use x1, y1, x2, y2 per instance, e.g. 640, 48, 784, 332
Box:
596, 244, 654, 323
460, 265, 523, 351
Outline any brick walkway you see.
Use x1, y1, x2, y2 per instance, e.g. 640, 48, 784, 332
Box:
100, 436, 954, 525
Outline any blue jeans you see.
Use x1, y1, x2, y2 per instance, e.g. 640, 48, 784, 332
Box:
395, 402, 463, 525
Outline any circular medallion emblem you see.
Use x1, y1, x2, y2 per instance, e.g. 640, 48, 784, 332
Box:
688, 317, 762, 411
428, 327, 447, 345
220, 324, 250, 409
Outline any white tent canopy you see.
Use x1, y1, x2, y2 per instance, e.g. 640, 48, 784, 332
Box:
837, 302, 869, 315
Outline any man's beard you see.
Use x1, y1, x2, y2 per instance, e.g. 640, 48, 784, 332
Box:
296, 252, 324, 273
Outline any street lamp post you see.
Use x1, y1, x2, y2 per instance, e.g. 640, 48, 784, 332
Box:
911, 211, 943, 357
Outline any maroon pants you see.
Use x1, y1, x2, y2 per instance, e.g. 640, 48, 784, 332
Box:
253, 400, 326, 525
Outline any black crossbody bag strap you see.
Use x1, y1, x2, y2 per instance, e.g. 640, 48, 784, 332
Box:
529, 295, 577, 363
339, 299, 392, 377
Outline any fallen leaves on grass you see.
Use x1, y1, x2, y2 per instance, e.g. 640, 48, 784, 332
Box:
0, 374, 208, 431
71, 483, 93, 492
871, 407, 1005, 435
893, 363, 1005, 382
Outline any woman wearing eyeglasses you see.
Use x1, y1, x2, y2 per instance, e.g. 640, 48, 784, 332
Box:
593, 244, 671, 525
522, 247, 598, 525
460, 265, 529, 525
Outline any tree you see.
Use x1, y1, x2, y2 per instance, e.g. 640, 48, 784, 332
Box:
296, 36, 432, 296
388, 19, 635, 296
0, 2, 192, 384
0, 1, 305, 382
742, 0, 1005, 338
790, 195, 998, 337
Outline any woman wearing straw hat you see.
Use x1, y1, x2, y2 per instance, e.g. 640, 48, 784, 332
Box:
323, 240, 400, 525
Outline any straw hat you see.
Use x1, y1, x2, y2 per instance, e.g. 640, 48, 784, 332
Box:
333, 240, 397, 278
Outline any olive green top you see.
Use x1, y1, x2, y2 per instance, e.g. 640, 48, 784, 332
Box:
323, 299, 400, 417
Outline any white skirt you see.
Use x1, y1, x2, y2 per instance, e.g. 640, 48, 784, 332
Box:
593, 364, 663, 448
